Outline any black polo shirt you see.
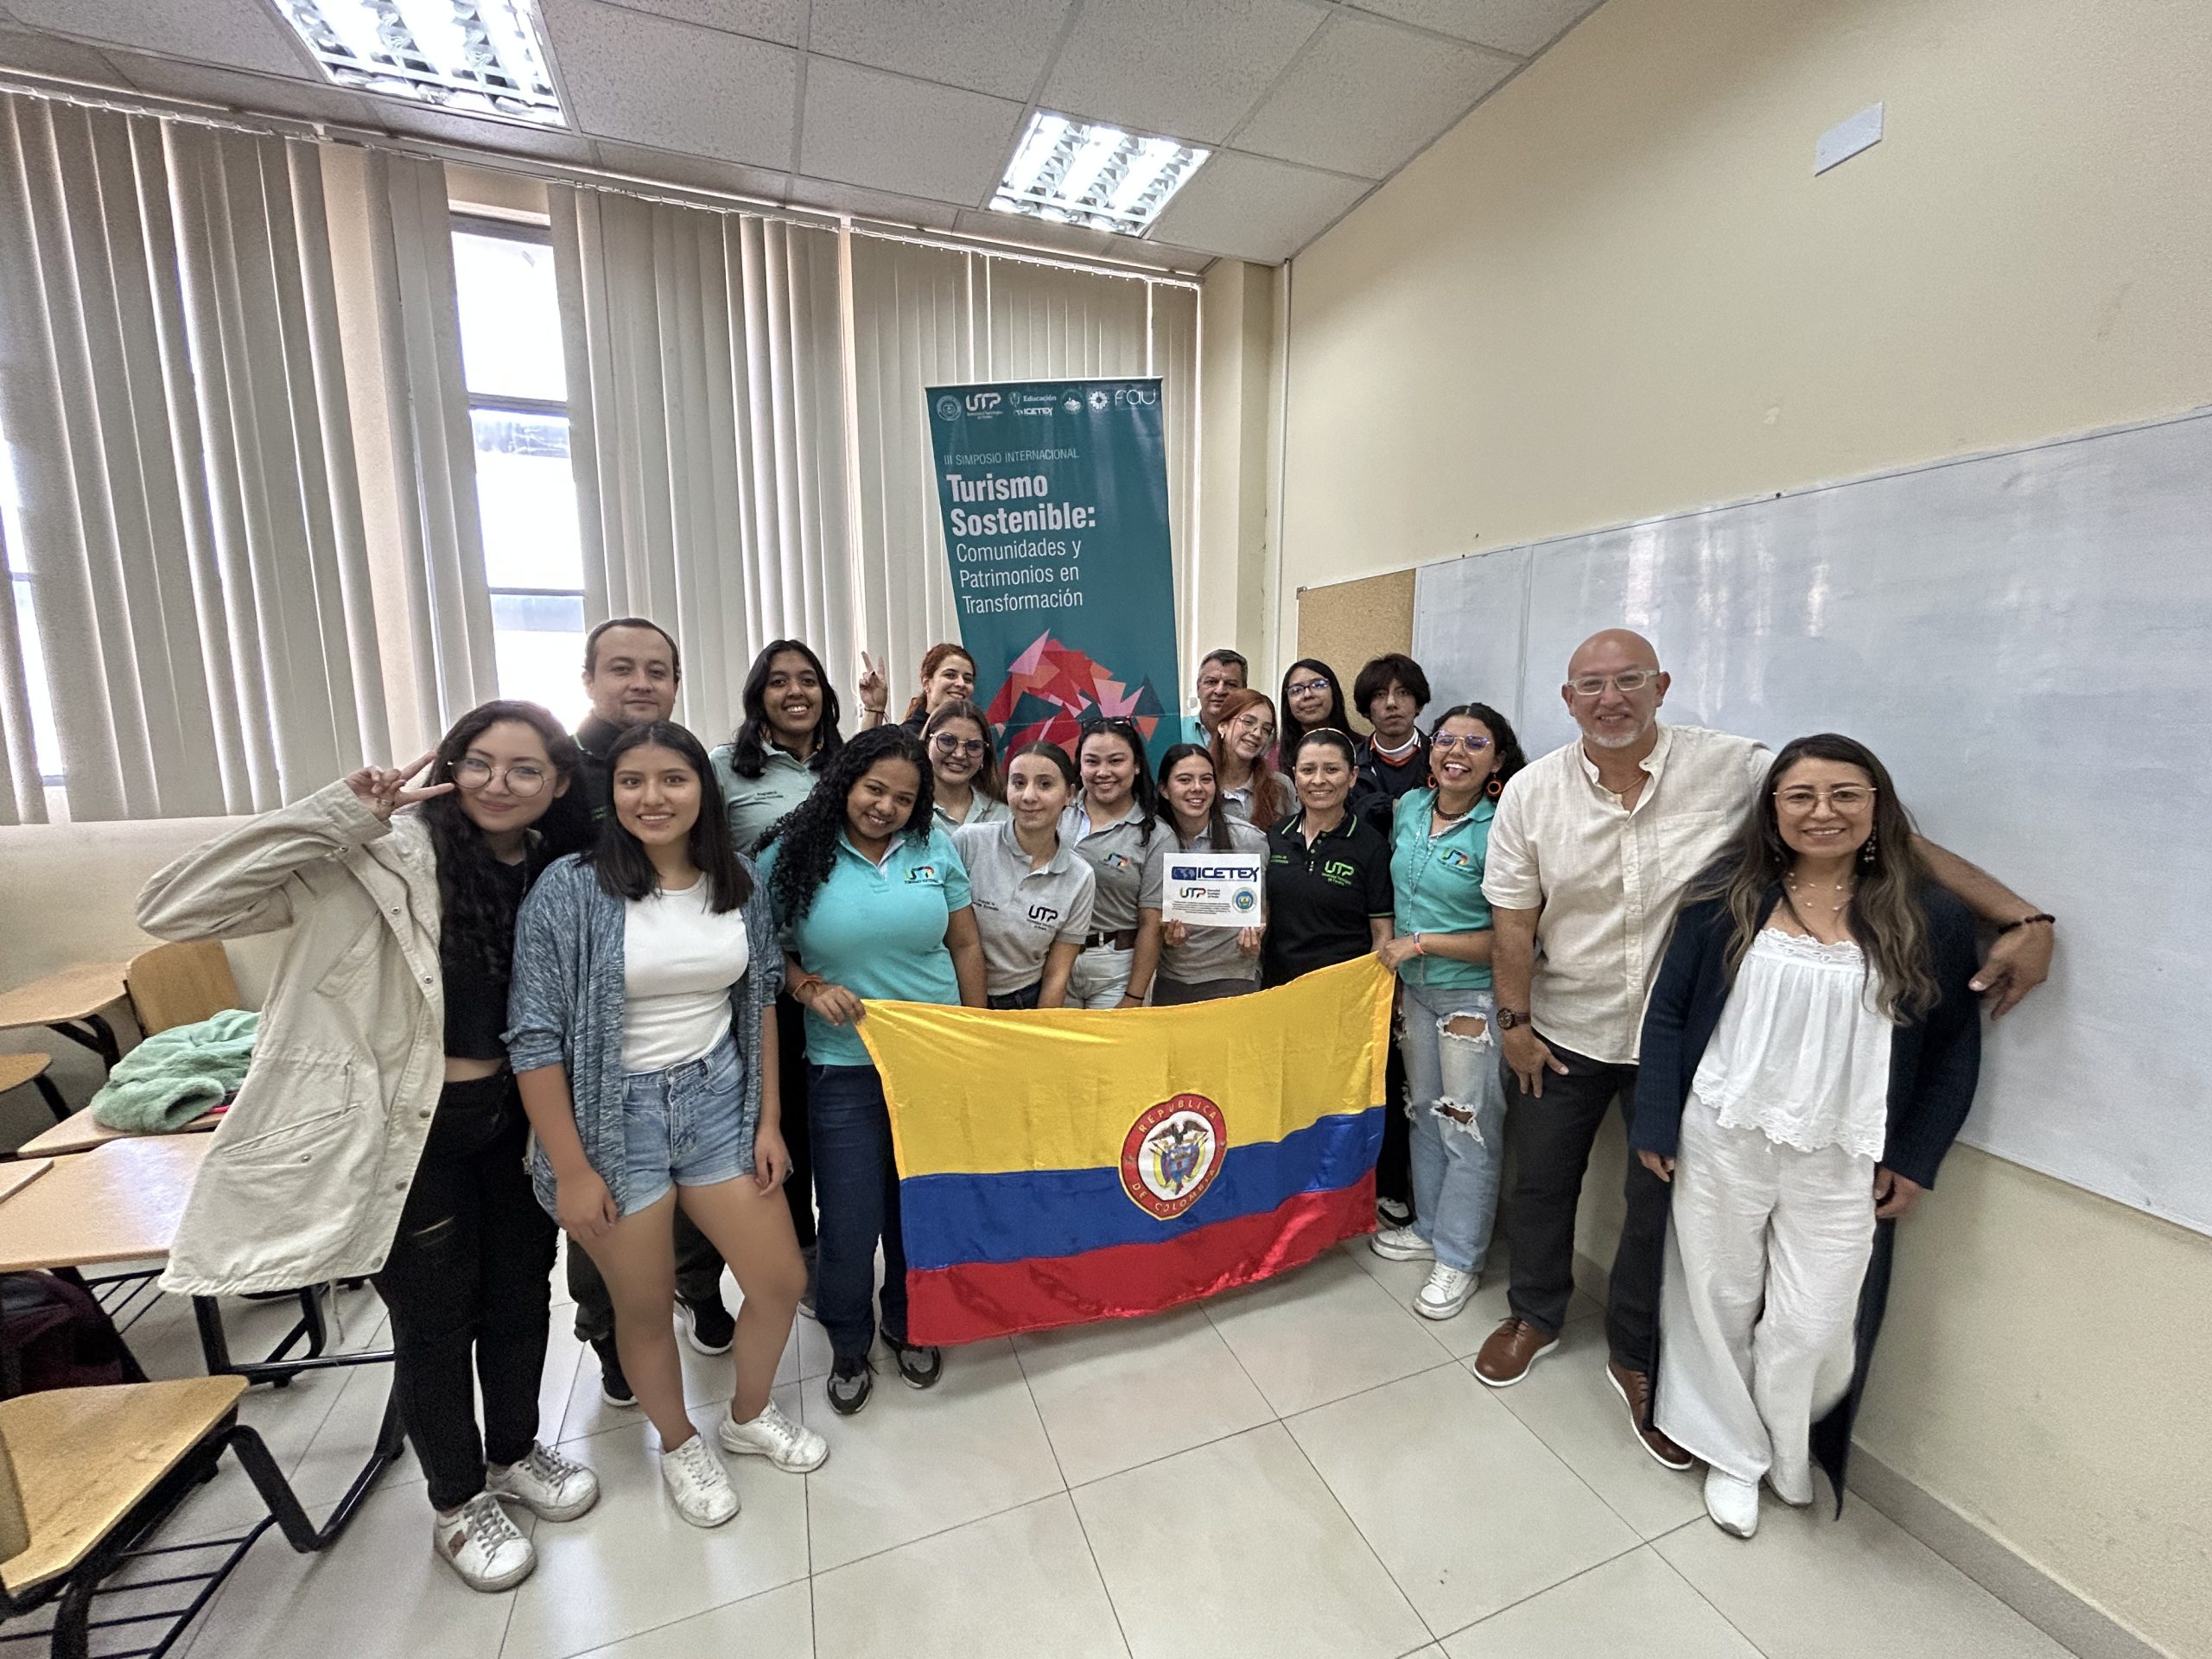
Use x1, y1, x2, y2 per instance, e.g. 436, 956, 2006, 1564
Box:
538, 714, 623, 857
1261, 809, 1395, 988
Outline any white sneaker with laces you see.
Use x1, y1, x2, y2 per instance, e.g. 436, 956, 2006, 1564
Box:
1370, 1225, 1433, 1262
719, 1399, 829, 1472
1414, 1263, 1476, 1319
486, 1442, 601, 1522
1704, 1468, 1760, 1538
660, 1433, 740, 1528
432, 1491, 537, 1592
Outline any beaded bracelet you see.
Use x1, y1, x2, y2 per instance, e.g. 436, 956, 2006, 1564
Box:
1994, 912, 2056, 932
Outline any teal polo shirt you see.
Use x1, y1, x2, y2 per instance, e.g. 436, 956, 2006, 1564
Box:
757, 823, 973, 1067
1389, 788, 1497, 992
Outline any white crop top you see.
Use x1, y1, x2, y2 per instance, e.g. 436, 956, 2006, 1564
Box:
620, 880, 751, 1072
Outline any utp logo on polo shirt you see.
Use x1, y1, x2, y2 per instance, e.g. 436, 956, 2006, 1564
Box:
1322, 859, 1357, 887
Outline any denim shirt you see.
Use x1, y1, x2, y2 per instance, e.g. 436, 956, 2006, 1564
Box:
508, 852, 782, 1216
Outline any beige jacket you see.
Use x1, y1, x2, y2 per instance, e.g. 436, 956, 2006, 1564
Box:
137, 779, 448, 1296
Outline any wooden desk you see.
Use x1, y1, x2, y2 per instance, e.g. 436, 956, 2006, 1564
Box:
0, 1136, 207, 1271
0, 1052, 67, 1123
17, 1105, 219, 1160
0, 962, 132, 1071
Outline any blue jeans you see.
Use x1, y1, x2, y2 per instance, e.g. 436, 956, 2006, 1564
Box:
1400, 982, 1506, 1274
809, 1063, 908, 1363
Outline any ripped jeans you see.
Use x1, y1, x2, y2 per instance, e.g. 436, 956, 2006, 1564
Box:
1398, 982, 1506, 1275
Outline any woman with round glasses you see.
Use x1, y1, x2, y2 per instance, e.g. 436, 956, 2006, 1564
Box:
137, 702, 599, 1593
1208, 689, 1290, 827
1630, 734, 1982, 1540
922, 698, 1010, 831
1278, 659, 1351, 760
1370, 705, 1526, 1322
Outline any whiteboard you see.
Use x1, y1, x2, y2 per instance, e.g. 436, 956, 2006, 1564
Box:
1413, 410, 2212, 1235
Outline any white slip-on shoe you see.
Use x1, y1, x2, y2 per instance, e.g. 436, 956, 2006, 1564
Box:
486, 1441, 600, 1522
1704, 1468, 1760, 1538
659, 1433, 741, 1528
432, 1491, 537, 1592
1369, 1226, 1433, 1262
719, 1399, 829, 1472
1414, 1263, 1476, 1319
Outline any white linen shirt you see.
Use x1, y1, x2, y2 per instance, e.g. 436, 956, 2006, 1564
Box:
1482, 723, 1770, 1064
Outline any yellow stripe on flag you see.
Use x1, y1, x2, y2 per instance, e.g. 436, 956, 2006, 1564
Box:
856, 955, 1394, 1178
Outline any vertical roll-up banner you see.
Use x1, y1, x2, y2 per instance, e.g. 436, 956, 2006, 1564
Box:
926, 378, 1179, 750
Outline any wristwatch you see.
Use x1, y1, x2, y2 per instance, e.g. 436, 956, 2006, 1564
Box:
1495, 1007, 1531, 1030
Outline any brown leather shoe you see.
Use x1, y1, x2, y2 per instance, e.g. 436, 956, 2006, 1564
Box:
1472, 1318, 1559, 1387
1607, 1358, 1694, 1470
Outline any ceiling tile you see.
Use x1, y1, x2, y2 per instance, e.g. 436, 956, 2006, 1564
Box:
1350, 0, 1601, 59
1147, 146, 1366, 264
798, 57, 1024, 207
0, 22, 121, 80
541, 0, 797, 168
589, 0, 804, 48
377, 101, 600, 163
807, 0, 1071, 100
3, 0, 311, 79
1232, 12, 1513, 179
103, 52, 390, 127
1042, 0, 1324, 145
592, 137, 789, 202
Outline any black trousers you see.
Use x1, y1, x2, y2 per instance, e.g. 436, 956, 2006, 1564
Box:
372, 1073, 558, 1514
1376, 1039, 1413, 1214
776, 991, 817, 1250
1499, 1038, 1670, 1376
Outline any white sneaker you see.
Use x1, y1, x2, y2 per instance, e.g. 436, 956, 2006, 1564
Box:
659, 1433, 740, 1528
1704, 1468, 1760, 1538
718, 1399, 829, 1472
1370, 1226, 1433, 1262
1414, 1263, 1476, 1319
486, 1441, 601, 1522
432, 1491, 537, 1592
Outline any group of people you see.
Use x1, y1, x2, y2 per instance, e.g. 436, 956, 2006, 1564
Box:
135, 615, 2054, 1592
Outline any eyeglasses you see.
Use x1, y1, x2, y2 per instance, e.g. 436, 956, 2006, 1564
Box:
1775, 785, 1876, 812
454, 757, 550, 797
1230, 714, 1275, 737
1430, 733, 1492, 752
1566, 669, 1659, 698
931, 734, 988, 758
1285, 677, 1330, 697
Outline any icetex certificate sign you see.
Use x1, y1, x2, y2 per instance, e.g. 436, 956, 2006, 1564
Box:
1160, 852, 1265, 927
925, 378, 1180, 751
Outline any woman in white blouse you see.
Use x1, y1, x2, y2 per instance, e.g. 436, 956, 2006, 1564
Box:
1630, 734, 1983, 1539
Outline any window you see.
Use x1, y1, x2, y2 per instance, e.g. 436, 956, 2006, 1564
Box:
451, 217, 590, 729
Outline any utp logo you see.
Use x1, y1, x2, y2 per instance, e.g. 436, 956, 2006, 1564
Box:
966, 391, 1002, 412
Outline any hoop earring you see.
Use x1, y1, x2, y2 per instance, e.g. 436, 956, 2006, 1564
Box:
1859, 827, 1878, 868
1486, 774, 1504, 799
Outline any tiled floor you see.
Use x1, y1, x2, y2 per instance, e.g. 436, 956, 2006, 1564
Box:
106, 1240, 2075, 1659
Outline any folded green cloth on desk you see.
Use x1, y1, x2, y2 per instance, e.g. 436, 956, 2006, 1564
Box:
90, 1007, 259, 1133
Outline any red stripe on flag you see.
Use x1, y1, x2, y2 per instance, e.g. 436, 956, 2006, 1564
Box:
906, 1177, 1376, 1345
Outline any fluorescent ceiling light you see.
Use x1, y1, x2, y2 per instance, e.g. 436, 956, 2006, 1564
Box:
271, 0, 566, 126
991, 111, 1207, 236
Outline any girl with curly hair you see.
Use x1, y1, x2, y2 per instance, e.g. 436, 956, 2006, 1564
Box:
756, 725, 987, 1414
137, 701, 597, 1595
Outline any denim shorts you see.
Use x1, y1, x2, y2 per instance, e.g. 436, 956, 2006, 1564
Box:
619, 1033, 753, 1216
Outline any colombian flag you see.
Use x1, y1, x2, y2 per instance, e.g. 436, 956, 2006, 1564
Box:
858, 956, 1394, 1344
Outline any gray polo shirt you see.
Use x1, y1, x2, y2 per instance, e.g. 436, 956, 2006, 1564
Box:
935, 791, 1013, 834
1140, 818, 1270, 986
950, 820, 1097, 995
711, 741, 817, 855
1060, 798, 1155, 934
1222, 770, 1292, 827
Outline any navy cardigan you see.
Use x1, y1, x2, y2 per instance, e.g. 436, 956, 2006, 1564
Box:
1630, 883, 1983, 1188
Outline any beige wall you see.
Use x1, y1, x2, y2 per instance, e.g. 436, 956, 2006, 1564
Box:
1281, 0, 2212, 1652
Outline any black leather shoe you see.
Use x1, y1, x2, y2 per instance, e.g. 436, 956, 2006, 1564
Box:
827, 1356, 874, 1415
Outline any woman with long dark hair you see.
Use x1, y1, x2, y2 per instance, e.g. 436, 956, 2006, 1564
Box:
923, 696, 1010, 830
1369, 705, 1528, 1322
1278, 658, 1350, 760
1135, 743, 1268, 1005
1261, 728, 1395, 988
1631, 734, 1982, 1540
952, 741, 1093, 1009
1064, 718, 1161, 1007
710, 638, 843, 1319
757, 725, 987, 1414
137, 702, 597, 1593
511, 721, 820, 1531
1208, 688, 1290, 827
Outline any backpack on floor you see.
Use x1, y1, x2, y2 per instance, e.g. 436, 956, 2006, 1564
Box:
0, 1271, 130, 1397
